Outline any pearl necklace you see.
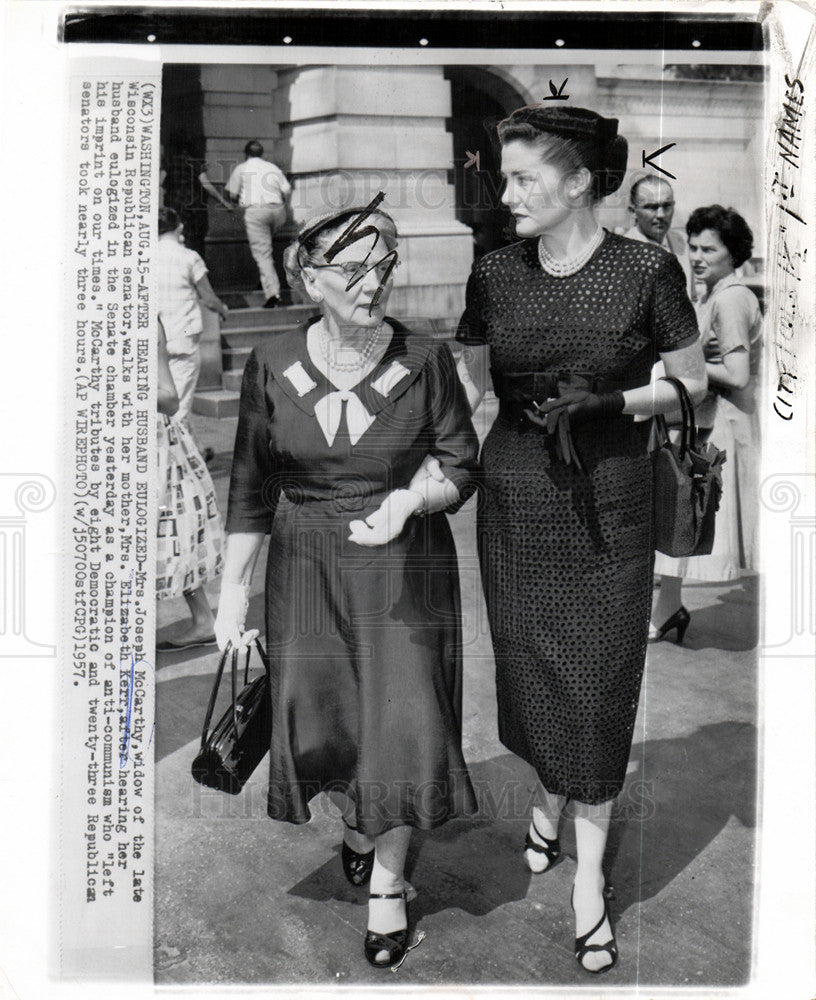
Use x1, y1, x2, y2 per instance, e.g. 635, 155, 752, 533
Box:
537, 225, 605, 278
317, 320, 385, 373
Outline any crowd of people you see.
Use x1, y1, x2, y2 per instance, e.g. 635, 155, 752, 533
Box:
156, 107, 762, 975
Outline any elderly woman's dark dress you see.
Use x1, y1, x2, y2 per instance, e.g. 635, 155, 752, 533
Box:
457, 232, 698, 803
226, 319, 479, 834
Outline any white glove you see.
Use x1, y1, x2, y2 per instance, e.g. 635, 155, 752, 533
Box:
406, 455, 459, 512
348, 489, 421, 547
214, 581, 257, 651
410, 455, 446, 489
406, 455, 446, 510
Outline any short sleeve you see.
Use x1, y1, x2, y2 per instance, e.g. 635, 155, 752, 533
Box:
455, 267, 488, 346
425, 342, 480, 511
189, 250, 207, 284
653, 253, 699, 353
224, 163, 242, 198
273, 163, 291, 196
225, 350, 278, 533
709, 285, 758, 356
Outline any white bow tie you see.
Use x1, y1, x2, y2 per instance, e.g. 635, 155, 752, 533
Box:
313, 390, 375, 447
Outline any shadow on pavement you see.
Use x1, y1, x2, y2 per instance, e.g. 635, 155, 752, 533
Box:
607, 719, 757, 911
284, 718, 755, 928
156, 671, 218, 763
665, 577, 759, 652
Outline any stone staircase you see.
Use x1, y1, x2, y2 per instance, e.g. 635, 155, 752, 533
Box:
192, 290, 460, 419
220, 306, 315, 394
192, 294, 313, 418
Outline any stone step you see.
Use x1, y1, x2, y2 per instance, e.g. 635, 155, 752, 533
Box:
222, 346, 253, 371
221, 324, 302, 349
222, 303, 314, 331
220, 290, 265, 310
222, 370, 244, 393
191, 388, 240, 419
406, 317, 459, 339
219, 288, 302, 310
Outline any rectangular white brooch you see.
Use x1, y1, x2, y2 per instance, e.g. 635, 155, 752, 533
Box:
372, 360, 411, 398
283, 361, 317, 397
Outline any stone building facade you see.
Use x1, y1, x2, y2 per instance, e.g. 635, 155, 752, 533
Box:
162, 59, 764, 320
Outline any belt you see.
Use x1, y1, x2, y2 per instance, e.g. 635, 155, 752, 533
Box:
492, 369, 651, 405
493, 372, 652, 474
278, 488, 386, 514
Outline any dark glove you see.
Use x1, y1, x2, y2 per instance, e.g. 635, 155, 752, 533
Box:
528, 389, 625, 428
523, 389, 625, 472
524, 405, 583, 468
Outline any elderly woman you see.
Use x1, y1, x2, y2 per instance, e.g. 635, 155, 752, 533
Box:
651, 205, 762, 639
456, 106, 707, 973
213, 200, 479, 969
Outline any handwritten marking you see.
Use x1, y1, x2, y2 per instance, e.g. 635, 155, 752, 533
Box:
324, 191, 386, 263
117, 568, 154, 767
772, 171, 806, 226
323, 191, 398, 313
119, 651, 136, 767
119, 652, 154, 767
641, 143, 677, 179
778, 73, 804, 168
770, 73, 807, 422
774, 373, 797, 421
776, 230, 807, 281
464, 150, 480, 170
118, 570, 134, 766
542, 79, 569, 101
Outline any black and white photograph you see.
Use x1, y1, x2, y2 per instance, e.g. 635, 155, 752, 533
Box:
151, 16, 767, 989
1, 2, 815, 999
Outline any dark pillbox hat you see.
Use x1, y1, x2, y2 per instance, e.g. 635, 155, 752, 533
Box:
501, 105, 620, 146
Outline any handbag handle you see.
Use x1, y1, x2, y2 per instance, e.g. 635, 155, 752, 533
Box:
199, 638, 270, 750
230, 644, 251, 733
658, 376, 697, 460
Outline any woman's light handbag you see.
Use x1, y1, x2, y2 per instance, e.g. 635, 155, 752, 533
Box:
191, 638, 271, 795
652, 377, 727, 558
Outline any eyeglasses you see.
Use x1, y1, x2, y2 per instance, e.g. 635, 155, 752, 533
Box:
307, 258, 401, 279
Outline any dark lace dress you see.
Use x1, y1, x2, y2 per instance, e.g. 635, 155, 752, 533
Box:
226, 320, 479, 835
457, 233, 698, 803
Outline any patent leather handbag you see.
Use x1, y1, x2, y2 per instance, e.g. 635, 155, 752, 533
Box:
191, 638, 271, 795
653, 377, 727, 558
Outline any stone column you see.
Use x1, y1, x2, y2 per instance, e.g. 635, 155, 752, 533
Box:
274, 65, 475, 319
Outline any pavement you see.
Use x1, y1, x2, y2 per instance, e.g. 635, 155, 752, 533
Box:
154, 402, 758, 990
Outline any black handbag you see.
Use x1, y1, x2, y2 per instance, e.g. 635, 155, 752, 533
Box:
653, 376, 727, 558
191, 639, 272, 795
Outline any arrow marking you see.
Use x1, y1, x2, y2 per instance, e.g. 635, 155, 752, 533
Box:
642, 142, 677, 179
464, 150, 480, 170
542, 78, 570, 101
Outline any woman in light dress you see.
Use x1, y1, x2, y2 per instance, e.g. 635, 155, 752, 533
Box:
651, 205, 761, 641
